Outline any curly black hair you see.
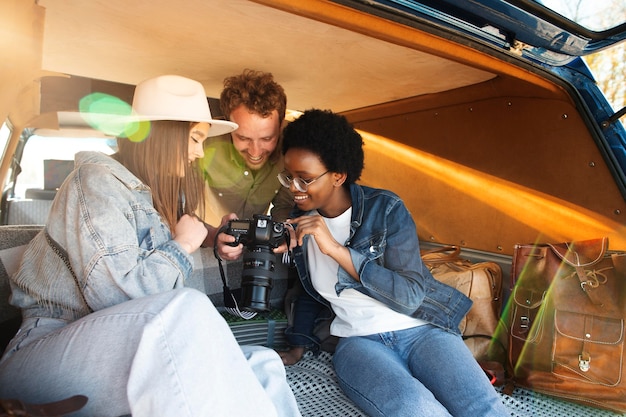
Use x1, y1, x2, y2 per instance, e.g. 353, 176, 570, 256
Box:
281, 109, 364, 185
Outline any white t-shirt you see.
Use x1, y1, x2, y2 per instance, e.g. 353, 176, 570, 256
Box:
307, 208, 426, 337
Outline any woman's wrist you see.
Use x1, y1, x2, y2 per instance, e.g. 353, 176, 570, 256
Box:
174, 238, 195, 254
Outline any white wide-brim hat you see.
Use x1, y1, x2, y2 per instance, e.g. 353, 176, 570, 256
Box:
125, 75, 237, 137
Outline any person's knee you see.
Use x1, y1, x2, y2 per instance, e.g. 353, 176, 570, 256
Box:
334, 335, 373, 360
173, 286, 205, 300
170, 288, 217, 314
241, 346, 286, 376
151, 288, 223, 331
241, 345, 282, 364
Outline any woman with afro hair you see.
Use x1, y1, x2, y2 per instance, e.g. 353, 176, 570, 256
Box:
275, 109, 508, 417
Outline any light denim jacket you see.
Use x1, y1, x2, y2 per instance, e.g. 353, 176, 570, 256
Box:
9, 151, 193, 322
286, 183, 472, 348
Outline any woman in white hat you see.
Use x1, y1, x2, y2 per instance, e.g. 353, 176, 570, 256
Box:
0, 75, 301, 417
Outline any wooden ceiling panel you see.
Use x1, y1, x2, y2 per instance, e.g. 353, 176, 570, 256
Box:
38, 0, 495, 112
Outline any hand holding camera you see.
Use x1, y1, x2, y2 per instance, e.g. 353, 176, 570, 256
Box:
216, 214, 289, 313
213, 213, 241, 260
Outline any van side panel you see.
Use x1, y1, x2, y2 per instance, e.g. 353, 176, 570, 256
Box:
345, 76, 626, 253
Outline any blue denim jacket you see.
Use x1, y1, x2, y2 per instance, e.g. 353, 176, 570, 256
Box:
286, 184, 472, 348
9, 151, 193, 322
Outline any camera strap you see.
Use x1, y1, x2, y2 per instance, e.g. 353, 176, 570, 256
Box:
213, 226, 257, 320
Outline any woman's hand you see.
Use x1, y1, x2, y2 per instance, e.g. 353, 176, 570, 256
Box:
273, 222, 296, 254
288, 214, 360, 281
278, 347, 305, 365
287, 215, 341, 255
174, 214, 208, 254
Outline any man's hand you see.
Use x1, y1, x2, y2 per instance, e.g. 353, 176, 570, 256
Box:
215, 213, 244, 260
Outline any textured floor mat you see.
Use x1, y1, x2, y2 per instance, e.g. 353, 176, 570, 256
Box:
286, 351, 625, 417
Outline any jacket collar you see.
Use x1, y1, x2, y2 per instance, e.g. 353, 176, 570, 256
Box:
348, 183, 364, 231
75, 151, 148, 191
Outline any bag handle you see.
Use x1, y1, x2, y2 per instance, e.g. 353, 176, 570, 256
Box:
420, 245, 461, 264
548, 237, 608, 267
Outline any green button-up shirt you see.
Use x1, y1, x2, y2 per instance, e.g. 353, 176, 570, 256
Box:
199, 135, 293, 225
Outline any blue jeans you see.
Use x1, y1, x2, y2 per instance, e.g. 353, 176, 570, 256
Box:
0, 288, 300, 417
333, 324, 508, 417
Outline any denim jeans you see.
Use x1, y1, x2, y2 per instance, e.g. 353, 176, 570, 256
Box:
332, 324, 509, 417
0, 288, 301, 417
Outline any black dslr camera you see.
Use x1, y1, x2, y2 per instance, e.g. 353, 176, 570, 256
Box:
225, 214, 288, 312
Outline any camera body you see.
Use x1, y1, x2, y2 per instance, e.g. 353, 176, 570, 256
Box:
225, 214, 288, 312
226, 214, 286, 250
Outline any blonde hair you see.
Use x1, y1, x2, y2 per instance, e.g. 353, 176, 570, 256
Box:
116, 120, 205, 230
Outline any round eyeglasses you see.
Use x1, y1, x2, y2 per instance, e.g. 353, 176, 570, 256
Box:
277, 171, 329, 192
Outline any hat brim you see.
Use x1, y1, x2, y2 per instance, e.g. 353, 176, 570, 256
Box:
81, 112, 238, 138
121, 115, 238, 137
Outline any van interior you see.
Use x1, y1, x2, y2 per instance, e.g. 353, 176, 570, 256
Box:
2, 1, 626, 414
3, 0, 624, 257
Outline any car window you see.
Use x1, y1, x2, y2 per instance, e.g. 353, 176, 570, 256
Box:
13, 135, 116, 199
538, 0, 625, 32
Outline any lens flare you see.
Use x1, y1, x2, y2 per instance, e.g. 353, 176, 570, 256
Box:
79, 93, 151, 142
123, 120, 151, 143
79, 93, 130, 135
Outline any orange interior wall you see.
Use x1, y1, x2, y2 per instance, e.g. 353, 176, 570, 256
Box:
344, 76, 626, 254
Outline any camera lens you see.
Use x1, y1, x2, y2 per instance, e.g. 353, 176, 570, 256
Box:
240, 247, 275, 312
